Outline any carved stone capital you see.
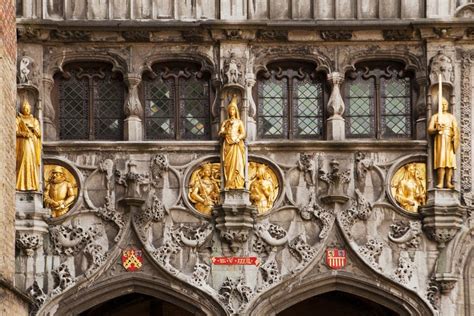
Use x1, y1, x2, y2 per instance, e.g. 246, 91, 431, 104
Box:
434, 274, 458, 294
419, 189, 467, 248
124, 74, 143, 118
16, 233, 41, 256
213, 190, 257, 253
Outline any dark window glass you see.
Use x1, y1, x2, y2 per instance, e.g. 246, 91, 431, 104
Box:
57, 63, 125, 140
257, 63, 326, 139
344, 63, 413, 139
143, 63, 211, 140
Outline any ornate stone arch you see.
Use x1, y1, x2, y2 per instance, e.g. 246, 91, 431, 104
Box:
139, 52, 216, 78
39, 273, 225, 316
248, 272, 433, 316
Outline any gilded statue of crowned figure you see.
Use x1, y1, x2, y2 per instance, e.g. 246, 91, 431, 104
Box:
219, 94, 246, 190
16, 99, 41, 191
428, 97, 460, 189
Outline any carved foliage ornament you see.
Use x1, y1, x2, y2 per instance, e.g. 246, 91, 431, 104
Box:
429, 51, 454, 85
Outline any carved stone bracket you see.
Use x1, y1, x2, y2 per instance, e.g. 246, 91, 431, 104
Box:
16, 232, 41, 256
116, 160, 148, 206
429, 51, 454, 86
319, 159, 350, 204
419, 189, 467, 248
326, 72, 345, 140
214, 190, 257, 253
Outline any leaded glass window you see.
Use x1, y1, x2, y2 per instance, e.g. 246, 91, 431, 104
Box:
344, 63, 413, 139
257, 63, 326, 139
143, 63, 211, 140
56, 63, 125, 140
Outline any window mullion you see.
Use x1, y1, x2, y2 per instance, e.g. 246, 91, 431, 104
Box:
375, 76, 380, 139
175, 77, 180, 140
88, 77, 94, 141
288, 76, 293, 140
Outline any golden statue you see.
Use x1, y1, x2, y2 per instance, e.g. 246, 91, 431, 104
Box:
391, 163, 426, 213
428, 97, 460, 189
16, 99, 41, 191
44, 166, 77, 217
249, 162, 279, 214
219, 95, 246, 190
188, 163, 221, 215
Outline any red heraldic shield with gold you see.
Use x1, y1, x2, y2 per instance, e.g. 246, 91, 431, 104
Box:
325, 248, 347, 270
122, 249, 143, 272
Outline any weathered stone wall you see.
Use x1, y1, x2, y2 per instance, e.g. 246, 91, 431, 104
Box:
1, 0, 29, 315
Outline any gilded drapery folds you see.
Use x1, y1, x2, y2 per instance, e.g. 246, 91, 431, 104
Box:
219, 95, 246, 190
16, 99, 41, 191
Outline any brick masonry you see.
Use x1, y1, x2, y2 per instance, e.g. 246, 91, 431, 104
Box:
0, 1, 29, 315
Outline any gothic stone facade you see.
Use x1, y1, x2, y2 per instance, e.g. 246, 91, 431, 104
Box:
10, 0, 474, 315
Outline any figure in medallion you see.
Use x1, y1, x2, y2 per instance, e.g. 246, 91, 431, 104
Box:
219, 95, 246, 190
249, 163, 278, 214
392, 163, 426, 213
428, 98, 460, 189
16, 99, 41, 191
188, 163, 220, 215
44, 166, 77, 217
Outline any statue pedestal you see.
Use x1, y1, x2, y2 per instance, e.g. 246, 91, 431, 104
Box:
213, 190, 257, 253
419, 189, 466, 248
15, 191, 49, 233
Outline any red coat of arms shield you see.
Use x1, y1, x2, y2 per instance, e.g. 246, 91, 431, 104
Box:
122, 248, 143, 272
325, 248, 347, 270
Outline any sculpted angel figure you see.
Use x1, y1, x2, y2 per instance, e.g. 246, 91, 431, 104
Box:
428, 98, 460, 189
393, 164, 426, 213
16, 99, 41, 191
188, 163, 220, 215
219, 95, 246, 190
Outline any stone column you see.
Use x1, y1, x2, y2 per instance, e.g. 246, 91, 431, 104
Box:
244, 73, 257, 142
124, 74, 143, 141
326, 72, 345, 140
415, 76, 427, 140
42, 75, 57, 141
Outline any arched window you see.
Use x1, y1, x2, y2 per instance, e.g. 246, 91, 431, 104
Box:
142, 62, 211, 140
257, 62, 327, 139
344, 62, 414, 139
54, 62, 125, 140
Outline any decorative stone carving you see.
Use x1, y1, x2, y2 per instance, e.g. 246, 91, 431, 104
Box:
460, 51, 473, 192
121, 31, 150, 42
391, 251, 414, 286
190, 263, 210, 287
225, 30, 243, 40
298, 153, 317, 187
134, 194, 166, 237
50, 30, 91, 41
258, 259, 281, 291
218, 277, 254, 314
254, 222, 288, 253
153, 238, 181, 275
18, 56, 34, 85
339, 189, 372, 236
17, 27, 41, 41
320, 30, 352, 41
358, 239, 383, 270
420, 190, 466, 248
116, 160, 148, 204
51, 263, 75, 296
94, 195, 125, 240
426, 278, 441, 310
354, 152, 373, 192
326, 72, 345, 140
429, 51, 454, 85
181, 30, 206, 42
455, 4, 474, 18
288, 235, 316, 271
27, 281, 47, 312
319, 159, 350, 203
16, 233, 41, 256
174, 223, 213, 248
223, 53, 242, 85
257, 30, 287, 41
299, 194, 334, 239
150, 154, 169, 187
124, 75, 143, 141
382, 29, 414, 40
50, 224, 101, 256
82, 243, 107, 277
389, 221, 422, 249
